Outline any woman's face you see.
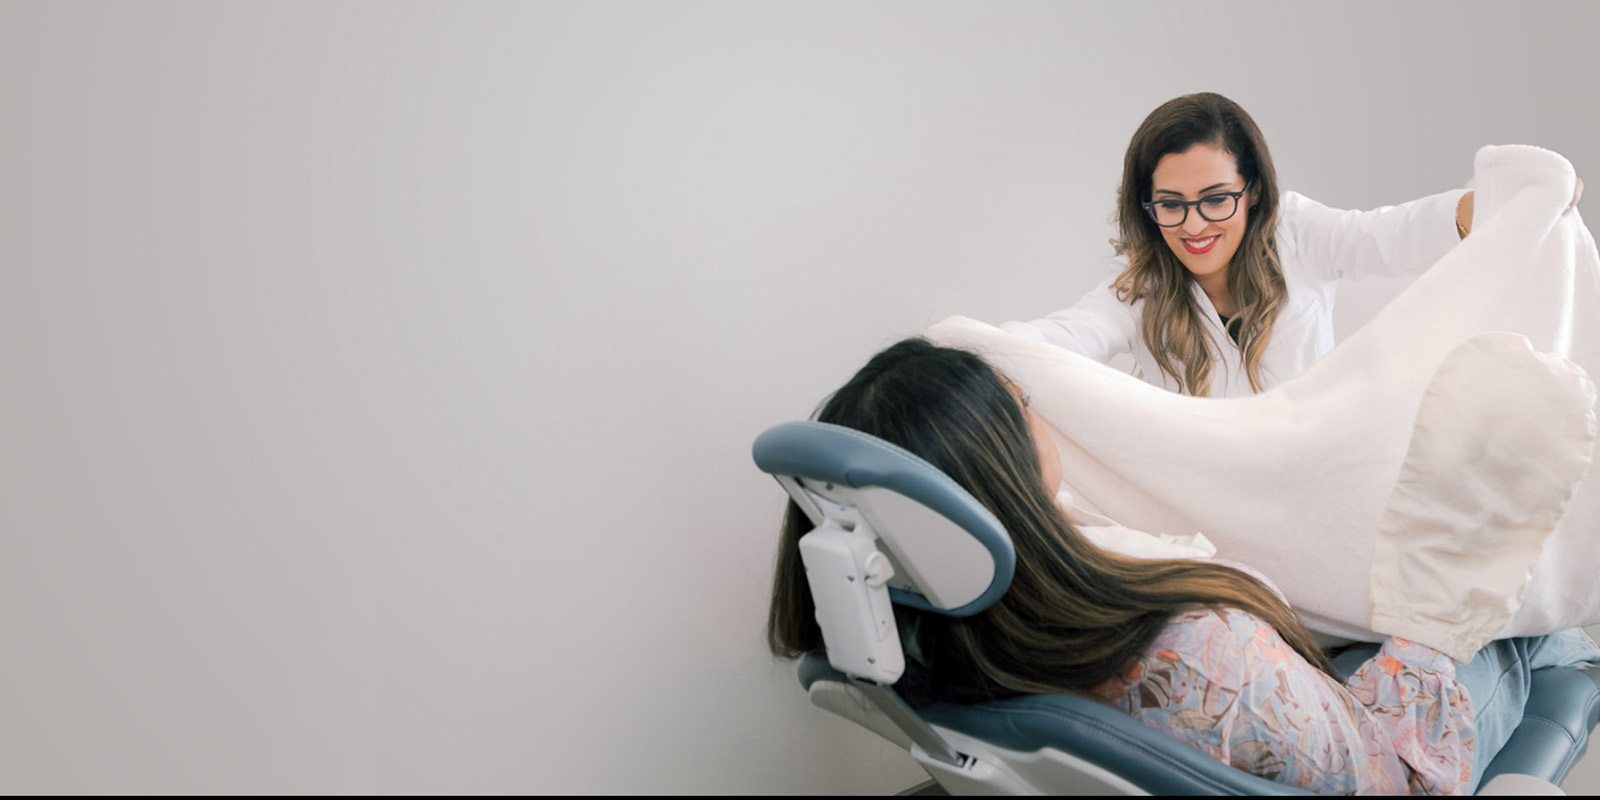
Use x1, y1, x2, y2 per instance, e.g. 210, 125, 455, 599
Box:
1149, 142, 1254, 284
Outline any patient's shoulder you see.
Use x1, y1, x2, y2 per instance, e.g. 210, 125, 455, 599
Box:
1145, 607, 1289, 688
1101, 607, 1288, 705
1098, 608, 1262, 718
1159, 606, 1275, 650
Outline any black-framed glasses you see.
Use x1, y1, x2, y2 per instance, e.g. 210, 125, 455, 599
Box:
1142, 180, 1252, 228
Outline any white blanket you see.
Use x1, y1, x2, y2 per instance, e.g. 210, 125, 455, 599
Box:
930, 145, 1599, 661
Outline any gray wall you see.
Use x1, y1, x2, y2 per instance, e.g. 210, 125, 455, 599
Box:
1, 1, 1596, 793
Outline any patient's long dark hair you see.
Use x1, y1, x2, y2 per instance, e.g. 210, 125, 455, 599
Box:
766, 338, 1335, 704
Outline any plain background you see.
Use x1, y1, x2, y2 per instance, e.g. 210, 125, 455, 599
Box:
2, 1, 1598, 793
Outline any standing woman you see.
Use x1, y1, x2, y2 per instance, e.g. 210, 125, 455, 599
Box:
1005, 92, 1488, 397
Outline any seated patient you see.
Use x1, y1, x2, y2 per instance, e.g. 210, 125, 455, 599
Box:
766, 338, 1600, 795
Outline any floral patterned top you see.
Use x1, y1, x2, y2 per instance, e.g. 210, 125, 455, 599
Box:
1093, 607, 1476, 795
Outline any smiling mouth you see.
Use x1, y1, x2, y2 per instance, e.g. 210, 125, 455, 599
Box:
1182, 235, 1219, 254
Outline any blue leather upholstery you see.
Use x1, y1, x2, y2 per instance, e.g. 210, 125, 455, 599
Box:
1479, 667, 1600, 786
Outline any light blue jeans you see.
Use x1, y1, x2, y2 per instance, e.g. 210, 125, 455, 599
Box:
1333, 629, 1600, 793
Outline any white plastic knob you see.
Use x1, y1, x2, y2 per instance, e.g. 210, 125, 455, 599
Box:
863, 551, 894, 589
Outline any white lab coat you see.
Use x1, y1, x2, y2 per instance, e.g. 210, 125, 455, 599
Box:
1001, 189, 1469, 396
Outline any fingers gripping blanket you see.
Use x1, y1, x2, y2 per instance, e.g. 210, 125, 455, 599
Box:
929, 145, 1599, 660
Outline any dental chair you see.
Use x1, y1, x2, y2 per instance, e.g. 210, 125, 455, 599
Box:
753, 420, 1600, 795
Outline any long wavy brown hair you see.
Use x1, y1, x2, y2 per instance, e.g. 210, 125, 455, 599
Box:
1111, 92, 1286, 396
766, 339, 1335, 704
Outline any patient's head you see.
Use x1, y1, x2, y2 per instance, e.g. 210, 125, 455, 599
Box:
803, 338, 1061, 502
766, 338, 1334, 704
